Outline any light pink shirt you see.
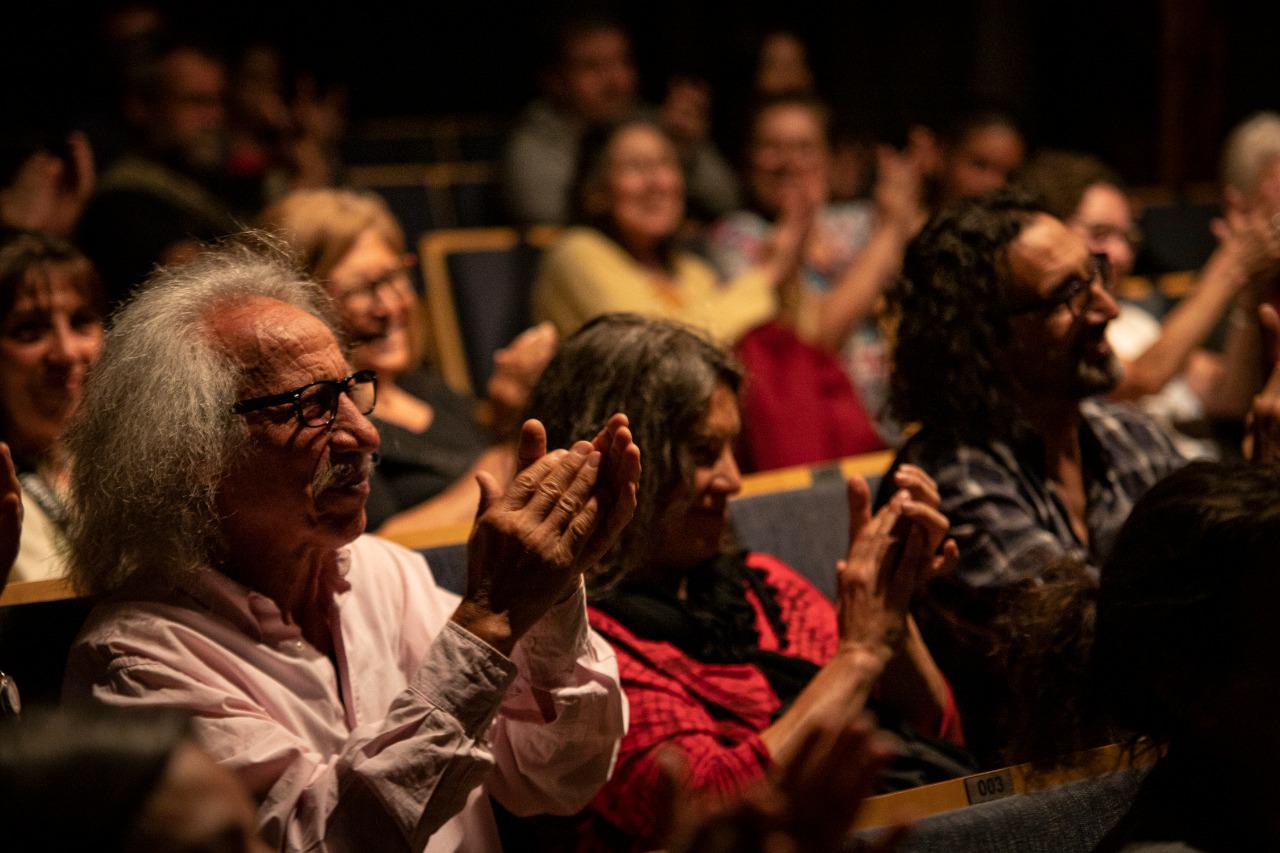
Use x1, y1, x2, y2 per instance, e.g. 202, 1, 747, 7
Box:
64, 534, 627, 852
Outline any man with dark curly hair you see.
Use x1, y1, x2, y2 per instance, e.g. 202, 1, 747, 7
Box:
884, 187, 1186, 761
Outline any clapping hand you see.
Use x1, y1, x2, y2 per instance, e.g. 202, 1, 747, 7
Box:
454, 417, 640, 654
836, 468, 956, 654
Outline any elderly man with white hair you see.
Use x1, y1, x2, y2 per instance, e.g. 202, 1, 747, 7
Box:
62, 240, 638, 852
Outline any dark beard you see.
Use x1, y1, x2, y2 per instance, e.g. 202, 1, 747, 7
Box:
1070, 349, 1122, 398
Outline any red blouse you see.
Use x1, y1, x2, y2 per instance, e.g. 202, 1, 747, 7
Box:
583, 552, 962, 849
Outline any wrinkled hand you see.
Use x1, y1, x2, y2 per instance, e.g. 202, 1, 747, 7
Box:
661, 76, 711, 147
486, 322, 558, 428
1245, 303, 1280, 463
659, 713, 905, 853
455, 417, 639, 654
0, 133, 95, 236
0, 443, 22, 590
838, 471, 955, 653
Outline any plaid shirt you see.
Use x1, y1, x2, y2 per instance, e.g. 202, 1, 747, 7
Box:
583, 552, 962, 850
890, 398, 1186, 589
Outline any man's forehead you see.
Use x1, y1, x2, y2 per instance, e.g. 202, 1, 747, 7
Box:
206, 297, 343, 384
1007, 214, 1089, 291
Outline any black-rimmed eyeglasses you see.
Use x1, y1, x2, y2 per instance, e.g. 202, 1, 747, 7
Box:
1007, 253, 1113, 318
230, 370, 378, 428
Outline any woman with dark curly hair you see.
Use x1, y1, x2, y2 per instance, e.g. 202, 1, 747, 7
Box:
527, 313, 972, 850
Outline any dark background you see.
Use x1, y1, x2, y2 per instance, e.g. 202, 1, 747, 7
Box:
4, 0, 1278, 189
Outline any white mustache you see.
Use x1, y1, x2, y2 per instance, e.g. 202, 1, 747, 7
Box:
314, 454, 375, 494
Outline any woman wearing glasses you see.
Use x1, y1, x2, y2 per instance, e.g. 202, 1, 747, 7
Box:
0, 230, 104, 583
261, 190, 556, 536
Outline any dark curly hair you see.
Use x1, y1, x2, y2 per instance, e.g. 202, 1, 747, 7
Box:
890, 187, 1046, 443
1094, 460, 1280, 750
525, 313, 742, 591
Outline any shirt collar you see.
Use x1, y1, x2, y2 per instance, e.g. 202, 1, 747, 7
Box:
183, 546, 354, 644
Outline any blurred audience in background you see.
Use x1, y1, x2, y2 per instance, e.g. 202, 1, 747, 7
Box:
504, 16, 739, 225
533, 117, 801, 343
707, 94, 926, 468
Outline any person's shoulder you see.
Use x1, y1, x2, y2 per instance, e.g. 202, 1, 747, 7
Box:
507, 100, 572, 144
894, 429, 1012, 483
1082, 398, 1182, 449
547, 226, 617, 257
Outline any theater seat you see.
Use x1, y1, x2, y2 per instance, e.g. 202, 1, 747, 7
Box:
728, 465, 882, 600
852, 768, 1147, 853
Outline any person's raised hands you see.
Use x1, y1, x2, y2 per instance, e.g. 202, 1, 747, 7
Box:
872, 145, 926, 236
0, 133, 95, 237
455, 417, 639, 654
1212, 205, 1280, 287
837, 471, 955, 654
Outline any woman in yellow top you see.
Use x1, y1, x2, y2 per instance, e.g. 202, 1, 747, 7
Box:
534, 117, 802, 343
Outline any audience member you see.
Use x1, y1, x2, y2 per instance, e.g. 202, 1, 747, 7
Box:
1022, 151, 1280, 456
932, 110, 1026, 207
76, 41, 242, 306
62, 241, 636, 852
261, 189, 555, 535
707, 95, 927, 467
0, 705, 269, 853
533, 118, 803, 343
228, 44, 345, 198
888, 188, 1185, 761
0, 231, 104, 583
1090, 462, 1280, 851
503, 17, 739, 225
527, 314, 971, 850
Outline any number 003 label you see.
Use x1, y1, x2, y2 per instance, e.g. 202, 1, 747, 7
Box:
963, 769, 1015, 804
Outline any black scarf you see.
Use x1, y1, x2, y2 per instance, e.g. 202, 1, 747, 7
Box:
592, 550, 820, 715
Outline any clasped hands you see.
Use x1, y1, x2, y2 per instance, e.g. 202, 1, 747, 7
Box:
452, 414, 641, 655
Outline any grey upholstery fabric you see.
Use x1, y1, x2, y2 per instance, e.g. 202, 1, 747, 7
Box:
851, 768, 1148, 853
445, 243, 541, 391
727, 467, 881, 600
416, 542, 468, 597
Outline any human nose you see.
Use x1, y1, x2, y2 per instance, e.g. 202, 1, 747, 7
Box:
710, 447, 742, 496
1084, 278, 1120, 322
43, 320, 80, 366
331, 392, 381, 453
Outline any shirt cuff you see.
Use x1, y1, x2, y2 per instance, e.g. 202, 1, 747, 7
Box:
514, 580, 592, 689
410, 620, 519, 737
